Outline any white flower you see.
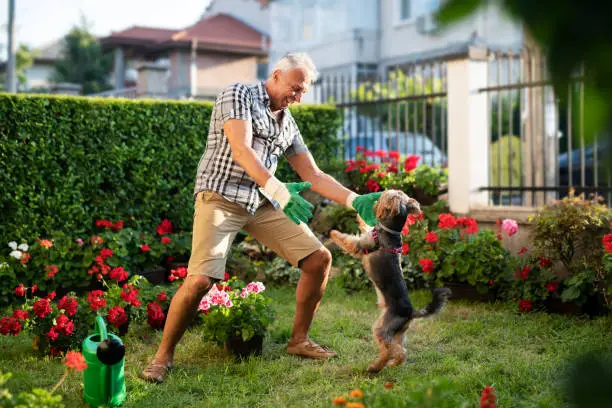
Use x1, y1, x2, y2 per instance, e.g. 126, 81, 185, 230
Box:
9, 250, 23, 259
18, 243, 29, 252
8, 241, 18, 250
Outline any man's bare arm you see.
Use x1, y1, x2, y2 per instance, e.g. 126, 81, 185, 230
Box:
223, 118, 272, 187
286, 151, 355, 204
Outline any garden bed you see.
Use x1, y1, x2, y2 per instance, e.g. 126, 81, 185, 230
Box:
1, 283, 611, 407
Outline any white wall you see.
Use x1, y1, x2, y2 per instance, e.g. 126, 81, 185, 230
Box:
203, 0, 271, 35
23, 63, 54, 89
379, 0, 523, 66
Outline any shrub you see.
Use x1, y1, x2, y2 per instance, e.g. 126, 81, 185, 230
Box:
0, 93, 342, 243
528, 192, 612, 307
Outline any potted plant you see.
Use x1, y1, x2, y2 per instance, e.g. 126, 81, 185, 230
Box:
197, 277, 275, 358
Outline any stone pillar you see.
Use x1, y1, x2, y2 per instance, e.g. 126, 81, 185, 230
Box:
114, 46, 125, 89
447, 44, 490, 214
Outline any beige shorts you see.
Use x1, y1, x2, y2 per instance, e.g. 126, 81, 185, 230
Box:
186, 190, 323, 280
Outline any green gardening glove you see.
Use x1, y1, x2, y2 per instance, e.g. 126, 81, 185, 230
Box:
349, 192, 383, 226
283, 182, 315, 225
263, 177, 314, 225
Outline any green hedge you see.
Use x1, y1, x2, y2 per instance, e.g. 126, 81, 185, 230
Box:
0, 93, 342, 242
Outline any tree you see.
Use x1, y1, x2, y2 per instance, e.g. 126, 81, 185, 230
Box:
52, 20, 112, 95
1, 44, 35, 90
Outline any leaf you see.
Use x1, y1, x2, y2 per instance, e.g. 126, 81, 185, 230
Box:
435, 0, 484, 26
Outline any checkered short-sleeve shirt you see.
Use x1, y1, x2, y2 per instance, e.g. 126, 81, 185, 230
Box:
193, 81, 309, 214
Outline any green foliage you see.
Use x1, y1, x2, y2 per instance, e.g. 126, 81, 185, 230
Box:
331, 251, 371, 292
0, 45, 35, 91
261, 256, 302, 286
439, 229, 512, 293
0, 371, 64, 408
350, 69, 445, 137
0, 94, 341, 245
52, 20, 112, 95
490, 135, 522, 188
330, 378, 470, 407
501, 254, 559, 303
275, 104, 343, 182
528, 193, 611, 306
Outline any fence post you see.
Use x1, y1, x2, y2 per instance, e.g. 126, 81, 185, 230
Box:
447, 44, 490, 214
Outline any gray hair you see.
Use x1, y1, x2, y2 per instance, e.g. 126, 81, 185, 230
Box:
272, 52, 319, 83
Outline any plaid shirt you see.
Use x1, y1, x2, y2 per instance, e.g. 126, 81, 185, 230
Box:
193, 81, 309, 215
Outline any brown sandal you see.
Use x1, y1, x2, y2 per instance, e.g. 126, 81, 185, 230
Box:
141, 361, 172, 383
287, 338, 338, 360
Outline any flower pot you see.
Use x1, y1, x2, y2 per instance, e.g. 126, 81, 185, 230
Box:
138, 266, 168, 285
443, 282, 495, 302
224, 334, 264, 359
411, 187, 439, 206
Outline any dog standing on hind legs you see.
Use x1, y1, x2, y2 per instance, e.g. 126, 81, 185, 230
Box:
330, 189, 452, 373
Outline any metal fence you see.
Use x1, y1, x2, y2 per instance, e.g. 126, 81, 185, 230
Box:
479, 50, 612, 207
310, 60, 448, 167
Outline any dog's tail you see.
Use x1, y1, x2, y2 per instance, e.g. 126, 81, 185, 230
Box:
412, 287, 452, 319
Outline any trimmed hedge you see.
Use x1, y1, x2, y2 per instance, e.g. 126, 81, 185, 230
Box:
0, 93, 342, 242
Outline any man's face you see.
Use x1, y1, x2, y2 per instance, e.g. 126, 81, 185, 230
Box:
270, 67, 309, 110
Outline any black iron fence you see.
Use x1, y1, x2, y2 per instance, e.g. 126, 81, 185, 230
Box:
310, 61, 448, 167
479, 50, 612, 206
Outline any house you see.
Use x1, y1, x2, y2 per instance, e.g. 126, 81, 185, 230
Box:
0, 39, 63, 91
263, 0, 523, 88
98, 1, 271, 99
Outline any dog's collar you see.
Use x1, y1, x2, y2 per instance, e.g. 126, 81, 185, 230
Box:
366, 227, 404, 255
376, 223, 403, 236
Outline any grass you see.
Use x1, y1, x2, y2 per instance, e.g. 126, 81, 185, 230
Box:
1, 280, 611, 407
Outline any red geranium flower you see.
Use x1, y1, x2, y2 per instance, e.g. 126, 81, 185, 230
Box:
419, 259, 434, 273
100, 248, 114, 259
14, 284, 25, 297
403, 154, 421, 172
107, 306, 128, 328
480, 386, 497, 408
140, 244, 151, 252
546, 281, 559, 292
366, 178, 381, 192
518, 299, 533, 313
157, 292, 168, 302
161, 236, 171, 245
402, 243, 409, 255
425, 231, 439, 243
157, 219, 173, 235
0, 316, 22, 336
58, 296, 78, 316
33, 298, 52, 318
438, 213, 457, 229
65, 351, 88, 371
109, 266, 128, 282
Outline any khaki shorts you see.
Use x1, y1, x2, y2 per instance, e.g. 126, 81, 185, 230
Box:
186, 191, 323, 280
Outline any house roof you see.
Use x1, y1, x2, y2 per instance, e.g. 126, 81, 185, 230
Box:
100, 13, 269, 55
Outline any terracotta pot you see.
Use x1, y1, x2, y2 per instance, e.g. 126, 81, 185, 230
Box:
138, 266, 168, 285
443, 282, 496, 302
411, 187, 439, 206
224, 334, 264, 359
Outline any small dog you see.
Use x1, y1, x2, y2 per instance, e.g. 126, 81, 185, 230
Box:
330, 189, 451, 373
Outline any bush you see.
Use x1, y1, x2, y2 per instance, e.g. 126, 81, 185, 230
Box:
0, 93, 342, 243
528, 192, 612, 307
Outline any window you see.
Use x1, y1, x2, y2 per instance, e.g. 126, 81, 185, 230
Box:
257, 59, 269, 80
399, 0, 411, 21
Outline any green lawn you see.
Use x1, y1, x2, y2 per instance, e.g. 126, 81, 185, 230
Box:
1, 281, 611, 407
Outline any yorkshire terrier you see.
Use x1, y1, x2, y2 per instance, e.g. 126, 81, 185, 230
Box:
330, 189, 452, 373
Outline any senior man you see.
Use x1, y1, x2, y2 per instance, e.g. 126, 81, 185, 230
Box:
142, 52, 381, 383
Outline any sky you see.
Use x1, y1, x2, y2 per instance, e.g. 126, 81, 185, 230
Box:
0, 0, 212, 54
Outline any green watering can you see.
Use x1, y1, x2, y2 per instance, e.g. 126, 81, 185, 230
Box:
82, 315, 127, 407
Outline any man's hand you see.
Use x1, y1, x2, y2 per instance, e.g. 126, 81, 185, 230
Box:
263, 177, 314, 224
347, 192, 383, 226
